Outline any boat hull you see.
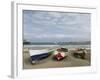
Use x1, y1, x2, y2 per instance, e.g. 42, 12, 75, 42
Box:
29, 49, 53, 64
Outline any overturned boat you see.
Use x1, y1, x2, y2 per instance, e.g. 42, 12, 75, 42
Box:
29, 49, 53, 64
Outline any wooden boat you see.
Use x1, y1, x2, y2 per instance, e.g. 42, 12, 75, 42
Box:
72, 48, 87, 59
29, 49, 53, 64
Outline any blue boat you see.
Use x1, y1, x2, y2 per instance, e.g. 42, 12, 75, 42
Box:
29, 49, 53, 64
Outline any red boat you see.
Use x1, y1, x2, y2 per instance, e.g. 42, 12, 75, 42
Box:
53, 50, 67, 60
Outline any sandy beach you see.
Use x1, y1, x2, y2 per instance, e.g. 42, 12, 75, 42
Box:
23, 47, 91, 69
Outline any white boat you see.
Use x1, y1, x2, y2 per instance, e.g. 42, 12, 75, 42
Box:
29, 49, 53, 64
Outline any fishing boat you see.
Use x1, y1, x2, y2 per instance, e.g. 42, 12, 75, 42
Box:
72, 48, 87, 59
29, 49, 53, 64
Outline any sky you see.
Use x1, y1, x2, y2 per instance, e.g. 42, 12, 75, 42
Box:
23, 10, 91, 42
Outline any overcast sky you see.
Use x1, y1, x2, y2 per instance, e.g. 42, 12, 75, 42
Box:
23, 10, 91, 42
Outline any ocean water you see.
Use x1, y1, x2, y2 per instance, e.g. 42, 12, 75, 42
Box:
24, 44, 90, 49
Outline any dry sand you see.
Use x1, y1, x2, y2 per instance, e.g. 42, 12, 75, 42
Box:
23, 47, 91, 69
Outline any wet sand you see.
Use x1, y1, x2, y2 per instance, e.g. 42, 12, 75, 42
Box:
23, 47, 91, 69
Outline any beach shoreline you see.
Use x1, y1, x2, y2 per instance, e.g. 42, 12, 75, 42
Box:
23, 46, 91, 69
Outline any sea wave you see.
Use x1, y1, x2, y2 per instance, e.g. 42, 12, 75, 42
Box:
24, 44, 90, 49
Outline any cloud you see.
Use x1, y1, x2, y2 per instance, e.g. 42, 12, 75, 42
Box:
23, 10, 91, 42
